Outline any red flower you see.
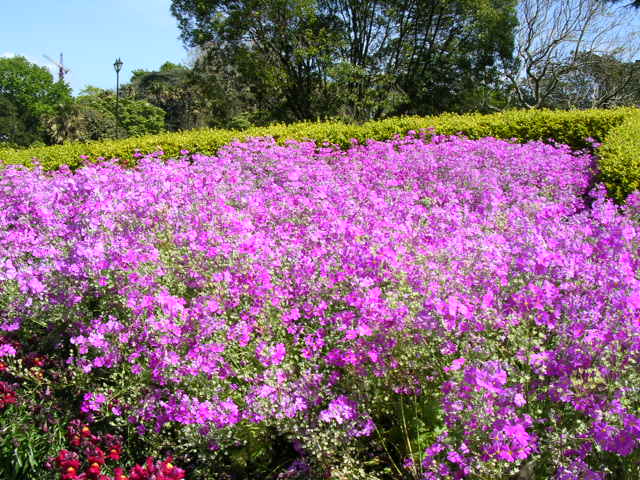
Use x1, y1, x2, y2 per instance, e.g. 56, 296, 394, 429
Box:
87, 450, 105, 466
114, 467, 128, 480
128, 464, 148, 480
0, 381, 16, 409
81, 425, 92, 437
126, 456, 185, 480
87, 461, 101, 476
159, 457, 185, 480
54, 450, 81, 470
61, 466, 79, 480
1, 391, 16, 406
107, 445, 121, 461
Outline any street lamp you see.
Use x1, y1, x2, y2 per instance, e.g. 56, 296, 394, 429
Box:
113, 58, 123, 139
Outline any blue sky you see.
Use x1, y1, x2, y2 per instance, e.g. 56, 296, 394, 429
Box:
1, 0, 189, 95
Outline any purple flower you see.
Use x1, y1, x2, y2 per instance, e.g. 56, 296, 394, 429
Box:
81, 392, 107, 413
319, 395, 358, 424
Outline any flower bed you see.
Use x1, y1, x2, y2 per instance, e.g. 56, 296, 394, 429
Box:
1, 133, 640, 479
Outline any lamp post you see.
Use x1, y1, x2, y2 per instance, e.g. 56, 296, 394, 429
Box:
113, 58, 123, 139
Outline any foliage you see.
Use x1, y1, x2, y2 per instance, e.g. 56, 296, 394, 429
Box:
188, 45, 286, 128
174, 0, 344, 122
76, 87, 166, 139
0, 56, 72, 118
2, 133, 640, 478
0, 94, 42, 147
171, 0, 518, 121
387, 0, 518, 115
0, 107, 635, 173
0, 56, 72, 146
129, 62, 208, 131
0, 349, 72, 479
41, 102, 91, 145
596, 110, 640, 203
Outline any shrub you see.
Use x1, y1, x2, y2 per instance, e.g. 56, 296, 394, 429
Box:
0, 107, 635, 173
596, 110, 640, 203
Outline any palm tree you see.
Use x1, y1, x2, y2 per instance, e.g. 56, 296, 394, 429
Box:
42, 102, 87, 144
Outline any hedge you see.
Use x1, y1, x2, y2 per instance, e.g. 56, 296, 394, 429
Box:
596, 110, 640, 204
0, 106, 637, 174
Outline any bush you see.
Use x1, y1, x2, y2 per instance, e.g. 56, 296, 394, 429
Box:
596, 110, 640, 203
0, 107, 636, 172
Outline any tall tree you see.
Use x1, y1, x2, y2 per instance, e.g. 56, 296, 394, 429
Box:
385, 0, 517, 115
41, 102, 88, 144
544, 52, 640, 109
130, 62, 209, 131
0, 95, 40, 147
506, 0, 638, 108
171, 0, 517, 121
0, 56, 72, 145
76, 87, 166, 140
172, 0, 343, 122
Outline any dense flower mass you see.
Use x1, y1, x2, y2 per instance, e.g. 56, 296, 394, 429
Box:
48, 420, 183, 480
1, 133, 640, 478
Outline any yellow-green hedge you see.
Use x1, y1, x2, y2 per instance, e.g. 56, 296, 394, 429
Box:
596, 110, 640, 203
0, 107, 636, 174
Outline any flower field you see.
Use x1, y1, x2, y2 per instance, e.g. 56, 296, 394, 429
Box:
1, 132, 640, 479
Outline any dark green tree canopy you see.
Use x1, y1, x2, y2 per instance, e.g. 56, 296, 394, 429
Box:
128, 62, 206, 131
0, 56, 72, 145
77, 86, 166, 139
171, 0, 517, 121
0, 56, 71, 118
0, 94, 41, 147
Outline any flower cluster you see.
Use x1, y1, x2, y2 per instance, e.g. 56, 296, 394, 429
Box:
50, 421, 183, 480
51, 422, 123, 479
128, 457, 185, 480
0, 380, 16, 410
2, 133, 640, 477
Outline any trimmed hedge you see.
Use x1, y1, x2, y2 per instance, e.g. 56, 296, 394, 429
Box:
596, 110, 640, 204
0, 107, 637, 173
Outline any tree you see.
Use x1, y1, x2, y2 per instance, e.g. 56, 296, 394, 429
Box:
0, 56, 72, 145
0, 95, 41, 147
173, 0, 345, 122
76, 87, 166, 140
171, 0, 517, 122
319, 0, 516, 117
382, 0, 517, 115
187, 46, 266, 128
605, 0, 640, 8
129, 62, 208, 131
41, 101, 88, 144
506, 0, 638, 109
544, 53, 640, 109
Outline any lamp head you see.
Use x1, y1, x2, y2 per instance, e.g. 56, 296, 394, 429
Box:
113, 58, 123, 73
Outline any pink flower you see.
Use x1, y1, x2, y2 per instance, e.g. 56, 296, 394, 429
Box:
319, 395, 358, 424
445, 357, 465, 372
